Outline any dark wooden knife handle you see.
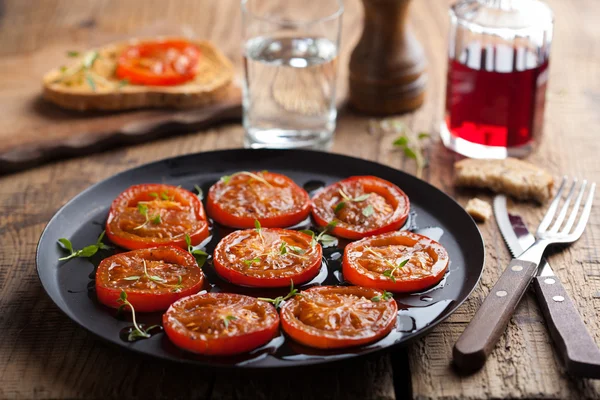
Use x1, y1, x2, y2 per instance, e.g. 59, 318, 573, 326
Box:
533, 275, 600, 378
453, 259, 538, 372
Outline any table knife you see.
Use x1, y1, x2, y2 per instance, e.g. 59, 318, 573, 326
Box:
493, 195, 600, 378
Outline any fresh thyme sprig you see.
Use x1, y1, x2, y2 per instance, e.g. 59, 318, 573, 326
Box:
117, 290, 159, 341
370, 119, 430, 179
243, 257, 261, 266
148, 190, 174, 201
254, 219, 265, 243
338, 189, 370, 203
371, 291, 394, 302
258, 281, 299, 309
279, 241, 305, 256
335, 189, 373, 217
222, 315, 237, 329
382, 259, 409, 283
58, 50, 127, 91
185, 234, 208, 268
194, 184, 203, 200
133, 203, 161, 230
221, 171, 272, 187
124, 260, 184, 292
300, 220, 338, 248
57, 230, 111, 261
364, 246, 410, 283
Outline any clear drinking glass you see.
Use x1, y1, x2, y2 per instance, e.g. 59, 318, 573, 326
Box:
441, 0, 553, 159
241, 0, 343, 149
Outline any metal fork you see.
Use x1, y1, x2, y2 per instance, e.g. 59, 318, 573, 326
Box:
453, 177, 597, 372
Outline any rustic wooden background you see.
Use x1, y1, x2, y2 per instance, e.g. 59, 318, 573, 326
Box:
1, 0, 599, 399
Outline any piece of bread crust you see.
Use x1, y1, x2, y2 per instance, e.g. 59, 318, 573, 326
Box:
42, 38, 234, 111
465, 198, 492, 222
455, 158, 554, 203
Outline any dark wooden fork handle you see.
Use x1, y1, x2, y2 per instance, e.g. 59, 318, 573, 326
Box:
453, 259, 538, 372
533, 275, 600, 378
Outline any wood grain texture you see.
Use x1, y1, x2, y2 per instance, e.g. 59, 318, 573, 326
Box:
0, 0, 599, 399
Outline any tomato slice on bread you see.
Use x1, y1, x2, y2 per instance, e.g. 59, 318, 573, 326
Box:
116, 39, 200, 86
342, 231, 449, 292
163, 292, 280, 355
213, 227, 322, 287
106, 183, 209, 250
311, 176, 410, 240
280, 286, 397, 349
206, 171, 310, 229
95, 246, 204, 312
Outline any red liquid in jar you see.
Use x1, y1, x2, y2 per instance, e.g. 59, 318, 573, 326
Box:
444, 47, 549, 148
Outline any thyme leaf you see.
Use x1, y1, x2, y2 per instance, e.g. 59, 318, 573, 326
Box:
258, 281, 299, 309
57, 231, 110, 261
371, 291, 394, 302
372, 119, 430, 178
117, 290, 157, 341
222, 315, 237, 329
184, 233, 208, 268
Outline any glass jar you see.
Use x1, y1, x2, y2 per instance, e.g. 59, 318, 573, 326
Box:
441, 0, 554, 159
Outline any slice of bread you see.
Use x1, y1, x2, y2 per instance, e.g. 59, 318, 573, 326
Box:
42, 38, 234, 111
455, 158, 554, 203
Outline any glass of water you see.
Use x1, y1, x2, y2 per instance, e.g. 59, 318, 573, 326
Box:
241, 0, 343, 149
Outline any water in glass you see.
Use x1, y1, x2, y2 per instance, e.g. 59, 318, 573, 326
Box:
243, 36, 338, 149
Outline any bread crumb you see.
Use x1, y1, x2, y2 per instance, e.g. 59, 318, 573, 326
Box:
465, 198, 492, 222
454, 158, 553, 203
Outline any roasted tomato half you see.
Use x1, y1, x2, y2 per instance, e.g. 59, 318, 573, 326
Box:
213, 228, 322, 287
163, 292, 280, 355
106, 183, 209, 250
95, 246, 204, 312
115, 39, 200, 86
280, 285, 398, 349
342, 231, 449, 292
206, 171, 311, 229
311, 176, 410, 240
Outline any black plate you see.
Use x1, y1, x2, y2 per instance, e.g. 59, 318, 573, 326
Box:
36, 149, 484, 368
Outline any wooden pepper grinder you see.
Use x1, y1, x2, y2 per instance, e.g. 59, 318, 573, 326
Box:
349, 0, 427, 115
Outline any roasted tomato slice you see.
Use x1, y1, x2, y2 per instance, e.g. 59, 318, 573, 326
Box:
342, 231, 449, 292
163, 292, 280, 355
206, 171, 311, 229
311, 176, 410, 240
213, 228, 322, 287
95, 246, 204, 312
106, 183, 209, 250
115, 39, 200, 86
280, 286, 397, 349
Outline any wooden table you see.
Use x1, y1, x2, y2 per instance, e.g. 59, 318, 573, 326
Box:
1, 0, 599, 398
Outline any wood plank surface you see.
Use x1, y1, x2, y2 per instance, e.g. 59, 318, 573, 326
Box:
0, 0, 599, 399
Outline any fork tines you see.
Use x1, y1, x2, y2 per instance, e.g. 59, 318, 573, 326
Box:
536, 176, 596, 241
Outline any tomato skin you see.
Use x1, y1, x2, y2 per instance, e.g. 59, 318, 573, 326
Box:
163, 292, 280, 356
342, 231, 449, 293
206, 171, 311, 229
213, 228, 322, 288
115, 39, 200, 86
311, 176, 410, 240
106, 183, 209, 250
280, 286, 398, 349
95, 246, 204, 312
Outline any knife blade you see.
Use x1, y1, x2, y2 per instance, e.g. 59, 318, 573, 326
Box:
493, 194, 600, 378
493, 195, 553, 277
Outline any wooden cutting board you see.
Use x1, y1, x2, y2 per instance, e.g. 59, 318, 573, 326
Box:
0, 41, 242, 174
